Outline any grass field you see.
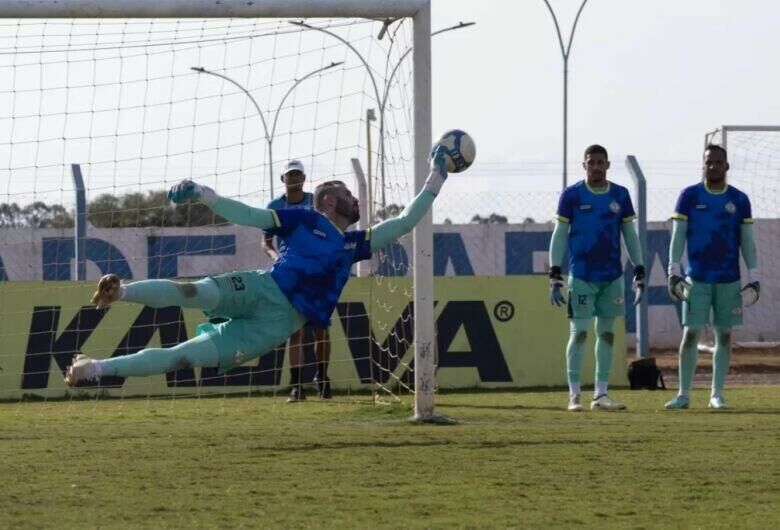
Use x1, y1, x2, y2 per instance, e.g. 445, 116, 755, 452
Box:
2, 388, 779, 529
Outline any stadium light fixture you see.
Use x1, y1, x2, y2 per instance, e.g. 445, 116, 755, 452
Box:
190, 61, 344, 197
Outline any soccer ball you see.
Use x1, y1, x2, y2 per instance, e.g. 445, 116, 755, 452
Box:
435, 129, 476, 173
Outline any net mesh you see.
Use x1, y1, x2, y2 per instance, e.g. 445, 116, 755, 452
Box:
0, 17, 420, 402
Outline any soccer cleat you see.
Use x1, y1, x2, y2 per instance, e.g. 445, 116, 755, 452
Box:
708, 396, 728, 410
567, 394, 583, 412
286, 386, 306, 403
313, 372, 332, 400
64, 354, 99, 387
91, 273, 122, 309
590, 394, 626, 411
664, 395, 690, 410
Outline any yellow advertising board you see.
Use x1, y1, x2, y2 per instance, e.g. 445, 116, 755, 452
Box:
0, 277, 626, 399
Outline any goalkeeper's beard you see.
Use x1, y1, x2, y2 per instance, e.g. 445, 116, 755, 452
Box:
336, 197, 360, 225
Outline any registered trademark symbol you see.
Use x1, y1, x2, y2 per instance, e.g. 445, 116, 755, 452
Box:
494, 300, 514, 322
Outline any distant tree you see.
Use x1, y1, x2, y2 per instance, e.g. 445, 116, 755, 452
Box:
522, 216, 536, 224
0, 201, 74, 228
374, 203, 404, 221
470, 213, 508, 225
88, 190, 227, 227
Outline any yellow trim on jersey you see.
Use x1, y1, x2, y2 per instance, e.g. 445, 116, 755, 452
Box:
326, 218, 344, 235
743, 218, 754, 224
671, 213, 688, 221
269, 209, 281, 228
703, 181, 729, 195
365, 227, 372, 240
585, 180, 611, 194
622, 215, 637, 223
555, 215, 570, 223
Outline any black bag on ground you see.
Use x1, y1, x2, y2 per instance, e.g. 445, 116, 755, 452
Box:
627, 357, 666, 390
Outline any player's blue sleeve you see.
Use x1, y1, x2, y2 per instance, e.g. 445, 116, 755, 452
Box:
620, 189, 637, 222
369, 189, 435, 251
739, 193, 753, 224
272, 208, 312, 237
346, 230, 373, 263
555, 189, 573, 223
210, 196, 279, 229
672, 188, 692, 221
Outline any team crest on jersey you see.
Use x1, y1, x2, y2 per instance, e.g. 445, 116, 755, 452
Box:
731, 306, 742, 316
725, 201, 737, 214
609, 201, 621, 214
613, 295, 624, 306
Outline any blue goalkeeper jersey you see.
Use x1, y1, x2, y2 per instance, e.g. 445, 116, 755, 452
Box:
555, 180, 636, 282
268, 208, 372, 327
673, 182, 752, 283
265, 192, 314, 253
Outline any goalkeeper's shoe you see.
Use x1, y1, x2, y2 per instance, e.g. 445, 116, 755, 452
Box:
314, 373, 332, 400
708, 396, 729, 410
91, 273, 121, 309
64, 354, 99, 387
567, 394, 583, 412
286, 386, 306, 403
664, 395, 690, 410
590, 394, 626, 411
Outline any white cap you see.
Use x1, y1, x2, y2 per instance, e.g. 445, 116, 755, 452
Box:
280, 159, 305, 177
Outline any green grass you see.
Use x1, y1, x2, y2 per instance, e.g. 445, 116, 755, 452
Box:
2, 388, 779, 529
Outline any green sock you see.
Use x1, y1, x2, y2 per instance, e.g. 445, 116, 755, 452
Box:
566, 318, 590, 394
678, 327, 701, 396
595, 317, 616, 385
712, 327, 732, 396
96, 332, 219, 377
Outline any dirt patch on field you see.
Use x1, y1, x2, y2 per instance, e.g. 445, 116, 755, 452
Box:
628, 345, 780, 386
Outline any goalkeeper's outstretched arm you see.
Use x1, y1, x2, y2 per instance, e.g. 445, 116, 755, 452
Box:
368, 156, 448, 252
168, 180, 278, 230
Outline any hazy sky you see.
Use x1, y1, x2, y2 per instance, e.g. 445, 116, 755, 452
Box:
431, 0, 780, 172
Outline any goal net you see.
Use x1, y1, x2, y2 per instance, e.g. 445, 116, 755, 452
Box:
705, 126, 780, 344
0, 2, 436, 416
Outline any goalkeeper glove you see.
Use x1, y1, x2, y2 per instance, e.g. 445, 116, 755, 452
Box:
741, 269, 760, 307
167, 179, 217, 205
423, 145, 449, 196
667, 262, 691, 302
549, 265, 567, 307
632, 265, 646, 306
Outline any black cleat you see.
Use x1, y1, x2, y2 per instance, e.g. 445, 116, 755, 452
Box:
314, 372, 332, 400
286, 386, 306, 403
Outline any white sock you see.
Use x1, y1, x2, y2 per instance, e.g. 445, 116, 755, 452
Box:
595, 381, 608, 398
711, 388, 723, 399
568, 382, 581, 397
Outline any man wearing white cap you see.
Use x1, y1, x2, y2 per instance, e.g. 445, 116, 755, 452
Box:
263, 160, 332, 402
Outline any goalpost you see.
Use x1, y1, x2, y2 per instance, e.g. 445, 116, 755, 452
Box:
0, 0, 439, 420
704, 125, 780, 345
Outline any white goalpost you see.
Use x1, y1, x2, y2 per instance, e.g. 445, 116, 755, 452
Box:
0, 0, 439, 421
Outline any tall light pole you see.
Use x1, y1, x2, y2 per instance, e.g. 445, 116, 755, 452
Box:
289, 20, 474, 210
542, 0, 589, 191
191, 61, 343, 197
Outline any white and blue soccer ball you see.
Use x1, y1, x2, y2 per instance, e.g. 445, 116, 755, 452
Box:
435, 129, 476, 173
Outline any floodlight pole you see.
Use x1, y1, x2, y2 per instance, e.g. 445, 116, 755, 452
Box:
290, 20, 473, 210
543, 0, 588, 191
191, 61, 343, 197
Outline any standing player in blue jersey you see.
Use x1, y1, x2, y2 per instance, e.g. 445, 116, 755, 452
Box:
262, 160, 332, 402
548, 144, 646, 412
664, 145, 760, 410
64, 149, 451, 387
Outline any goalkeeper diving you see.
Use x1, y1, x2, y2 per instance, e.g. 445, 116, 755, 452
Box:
64, 148, 451, 386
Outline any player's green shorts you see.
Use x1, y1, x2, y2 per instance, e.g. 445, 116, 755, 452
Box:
567, 276, 625, 319
682, 277, 743, 328
198, 269, 307, 371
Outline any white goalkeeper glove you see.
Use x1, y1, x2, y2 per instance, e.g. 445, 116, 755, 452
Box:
667, 262, 691, 301
423, 145, 449, 196
167, 179, 217, 205
632, 265, 646, 306
549, 266, 567, 307
741, 269, 760, 307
